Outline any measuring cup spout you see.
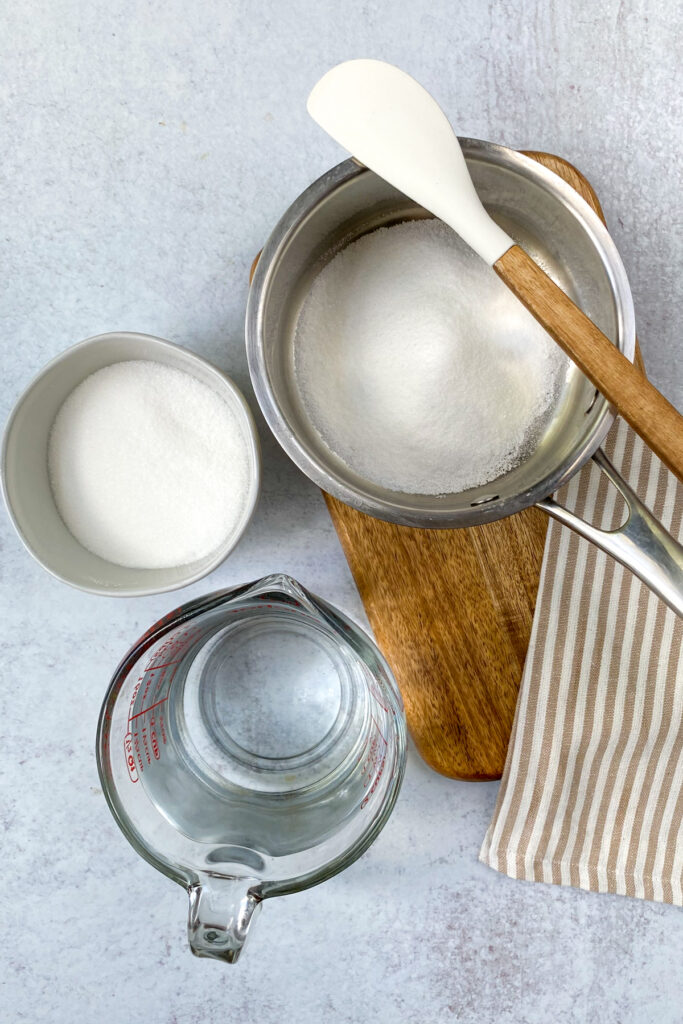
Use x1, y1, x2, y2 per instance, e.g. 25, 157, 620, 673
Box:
239, 572, 321, 614
187, 875, 262, 963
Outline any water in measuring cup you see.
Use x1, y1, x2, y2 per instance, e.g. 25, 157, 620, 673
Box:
130, 600, 391, 862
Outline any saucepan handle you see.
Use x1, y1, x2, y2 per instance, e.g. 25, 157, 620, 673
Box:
536, 448, 683, 618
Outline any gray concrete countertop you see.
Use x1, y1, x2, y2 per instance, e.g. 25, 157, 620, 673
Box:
1, 2, 681, 1021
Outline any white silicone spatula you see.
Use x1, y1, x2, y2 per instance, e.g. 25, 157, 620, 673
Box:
308, 59, 683, 483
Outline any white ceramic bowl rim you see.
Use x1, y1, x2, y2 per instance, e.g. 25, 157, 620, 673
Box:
1, 331, 261, 597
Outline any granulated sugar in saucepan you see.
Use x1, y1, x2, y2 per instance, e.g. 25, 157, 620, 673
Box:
48, 361, 249, 569
294, 218, 567, 494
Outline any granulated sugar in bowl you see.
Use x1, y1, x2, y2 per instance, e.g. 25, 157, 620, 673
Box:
48, 360, 251, 569
2, 332, 261, 596
294, 218, 567, 495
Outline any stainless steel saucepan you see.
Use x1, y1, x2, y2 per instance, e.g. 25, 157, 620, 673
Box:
246, 140, 683, 615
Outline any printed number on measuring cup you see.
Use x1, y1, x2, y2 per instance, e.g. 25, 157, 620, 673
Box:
124, 732, 139, 783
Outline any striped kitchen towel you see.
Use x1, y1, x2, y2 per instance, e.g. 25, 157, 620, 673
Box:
480, 416, 683, 904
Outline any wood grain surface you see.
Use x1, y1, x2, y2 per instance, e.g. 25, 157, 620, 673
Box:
251, 151, 643, 780
495, 244, 682, 481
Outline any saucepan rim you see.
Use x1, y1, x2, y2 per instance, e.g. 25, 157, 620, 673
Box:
245, 140, 636, 527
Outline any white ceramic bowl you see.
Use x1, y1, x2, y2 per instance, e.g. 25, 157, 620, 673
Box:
2, 332, 261, 596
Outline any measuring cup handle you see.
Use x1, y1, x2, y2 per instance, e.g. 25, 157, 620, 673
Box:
187, 876, 262, 963
536, 447, 683, 618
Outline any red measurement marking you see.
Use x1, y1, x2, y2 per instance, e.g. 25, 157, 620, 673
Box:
140, 723, 152, 766
367, 680, 390, 713
144, 660, 181, 670
361, 751, 386, 809
124, 732, 138, 783
369, 711, 388, 745
128, 696, 169, 722
158, 710, 167, 746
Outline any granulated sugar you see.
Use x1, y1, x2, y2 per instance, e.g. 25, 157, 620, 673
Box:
294, 218, 566, 494
48, 360, 250, 568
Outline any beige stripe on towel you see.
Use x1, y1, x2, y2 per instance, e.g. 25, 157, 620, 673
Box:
480, 418, 683, 903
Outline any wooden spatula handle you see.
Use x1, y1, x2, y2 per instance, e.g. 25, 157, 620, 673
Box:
495, 244, 683, 482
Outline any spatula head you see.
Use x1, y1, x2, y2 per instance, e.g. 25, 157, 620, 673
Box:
308, 59, 513, 265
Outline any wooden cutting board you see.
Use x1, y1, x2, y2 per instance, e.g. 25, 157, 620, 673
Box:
253, 151, 636, 780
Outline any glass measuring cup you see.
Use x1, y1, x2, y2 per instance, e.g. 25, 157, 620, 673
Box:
97, 574, 406, 963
